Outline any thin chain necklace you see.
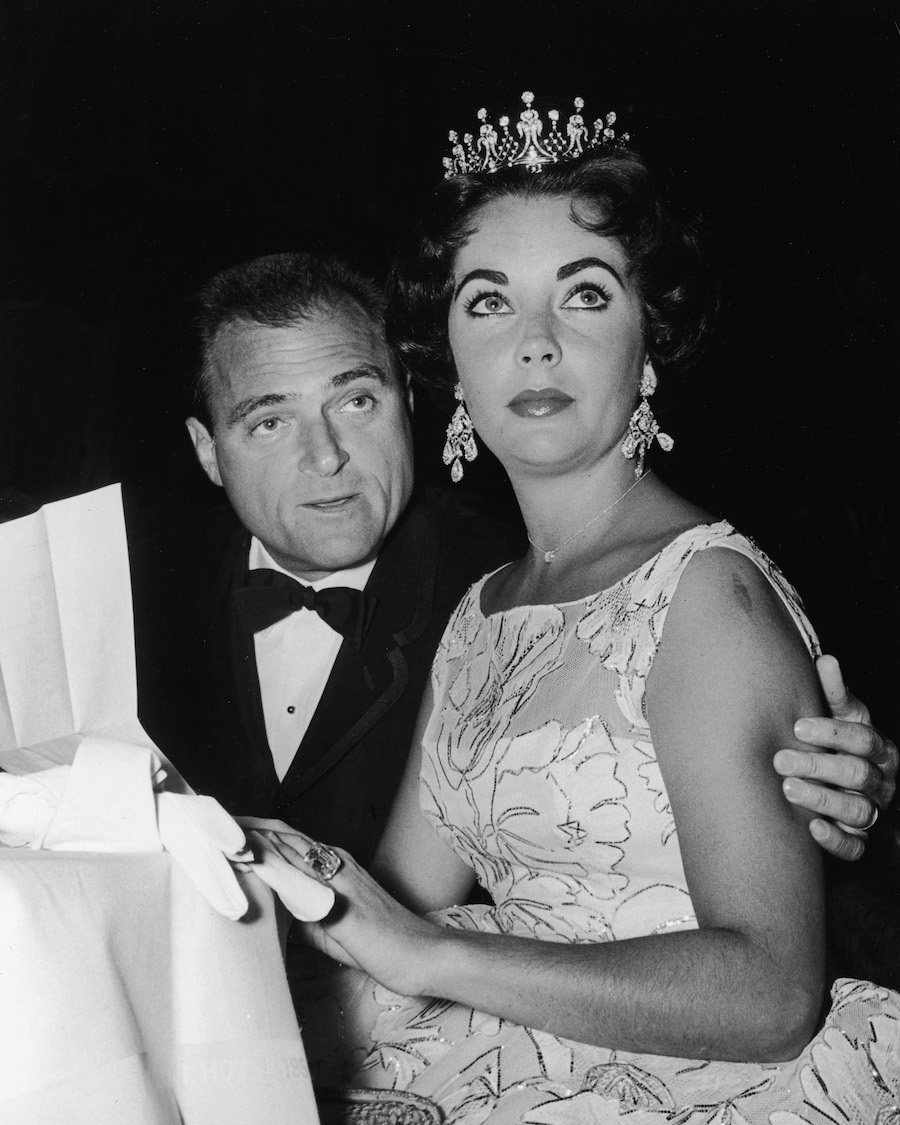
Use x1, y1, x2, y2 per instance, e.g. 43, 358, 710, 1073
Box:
527, 472, 652, 564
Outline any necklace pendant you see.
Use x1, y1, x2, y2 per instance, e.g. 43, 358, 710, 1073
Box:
543, 550, 556, 563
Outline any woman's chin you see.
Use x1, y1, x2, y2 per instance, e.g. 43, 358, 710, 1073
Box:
500, 441, 624, 481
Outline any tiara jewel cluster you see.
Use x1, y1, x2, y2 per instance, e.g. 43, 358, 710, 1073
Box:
443, 91, 628, 178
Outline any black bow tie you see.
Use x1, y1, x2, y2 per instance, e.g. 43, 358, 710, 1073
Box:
233, 568, 376, 648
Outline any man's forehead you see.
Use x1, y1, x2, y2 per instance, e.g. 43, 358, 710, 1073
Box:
211, 304, 392, 380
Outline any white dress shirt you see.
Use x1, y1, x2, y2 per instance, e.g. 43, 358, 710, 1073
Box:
249, 538, 376, 782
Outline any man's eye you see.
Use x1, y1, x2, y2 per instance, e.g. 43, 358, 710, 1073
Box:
250, 417, 285, 436
465, 292, 510, 316
341, 393, 376, 413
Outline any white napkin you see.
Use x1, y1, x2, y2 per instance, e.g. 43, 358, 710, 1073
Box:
0, 738, 337, 923
0, 768, 67, 848
0, 736, 251, 919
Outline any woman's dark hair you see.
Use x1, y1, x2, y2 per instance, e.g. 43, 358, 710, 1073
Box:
386, 147, 718, 391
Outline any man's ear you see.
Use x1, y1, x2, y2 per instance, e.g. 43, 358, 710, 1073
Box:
185, 417, 223, 487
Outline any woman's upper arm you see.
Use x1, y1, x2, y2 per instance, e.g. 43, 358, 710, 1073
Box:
646, 548, 826, 995
370, 679, 476, 912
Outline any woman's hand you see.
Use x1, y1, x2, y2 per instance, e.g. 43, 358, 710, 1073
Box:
774, 655, 898, 861
248, 829, 441, 995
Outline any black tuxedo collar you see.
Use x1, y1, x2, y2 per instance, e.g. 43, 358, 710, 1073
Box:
205, 492, 440, 809
272, 491, 440, 803
213, 519, 279, 794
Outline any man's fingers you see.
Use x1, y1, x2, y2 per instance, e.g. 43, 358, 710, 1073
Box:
793, 714, 892, 768
781, 776, 878, 830
808, 817, 866, 862
776, 745, 881, 792
815, 654, 870, 723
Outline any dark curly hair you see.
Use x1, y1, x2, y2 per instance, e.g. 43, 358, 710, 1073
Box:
386, 147, 717, 392
192, 251, 390, 429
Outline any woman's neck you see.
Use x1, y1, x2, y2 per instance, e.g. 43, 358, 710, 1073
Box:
511, 459, 644, 557
483, 471, 710, 614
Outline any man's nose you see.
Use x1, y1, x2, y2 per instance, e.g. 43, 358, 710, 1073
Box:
298, 418, 348, 477
516, 313, 561, 368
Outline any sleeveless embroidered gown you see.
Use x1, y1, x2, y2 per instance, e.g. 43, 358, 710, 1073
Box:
325, 523, 900, 1124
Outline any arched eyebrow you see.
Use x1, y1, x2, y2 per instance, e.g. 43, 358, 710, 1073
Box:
453, 258, 624, 302
453, 269, 507, 301
557, 257, 624, 287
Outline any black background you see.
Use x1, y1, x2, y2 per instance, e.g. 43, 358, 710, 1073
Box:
2, 1, 899, 726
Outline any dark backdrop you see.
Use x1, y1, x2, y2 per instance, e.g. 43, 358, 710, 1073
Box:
2, 0, 899, 726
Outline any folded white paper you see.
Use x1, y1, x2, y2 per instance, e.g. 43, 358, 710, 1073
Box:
0, 486, 335, 924
0, 488, 247, 916
0, 484, 162, 755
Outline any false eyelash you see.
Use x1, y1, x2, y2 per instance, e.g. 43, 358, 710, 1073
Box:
463, 289, 509, 314
565, 279, 614, 305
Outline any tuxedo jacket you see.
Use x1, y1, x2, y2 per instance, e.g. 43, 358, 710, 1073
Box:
132, 488, 524, 866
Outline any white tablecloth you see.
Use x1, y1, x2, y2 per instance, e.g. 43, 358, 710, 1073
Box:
0, 849, 320, 1125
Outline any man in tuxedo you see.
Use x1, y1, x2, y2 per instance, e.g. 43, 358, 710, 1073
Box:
134, 252, 523, 866
133, 251, 895, 870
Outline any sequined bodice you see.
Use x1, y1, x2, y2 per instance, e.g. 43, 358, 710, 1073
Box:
419, 522, 819, 943
323, 522, 899, 1123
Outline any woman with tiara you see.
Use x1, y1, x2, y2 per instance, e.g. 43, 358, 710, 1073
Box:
252, 94, 900, 1122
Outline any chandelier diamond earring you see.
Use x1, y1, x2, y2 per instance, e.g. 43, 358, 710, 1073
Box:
621, 361, 673, 479
443, 384, 478, 483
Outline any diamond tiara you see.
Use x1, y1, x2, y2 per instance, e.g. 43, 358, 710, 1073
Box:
443, 91, 629, 178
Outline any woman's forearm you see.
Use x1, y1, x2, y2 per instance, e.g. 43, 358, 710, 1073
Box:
409, 922, 823, 1063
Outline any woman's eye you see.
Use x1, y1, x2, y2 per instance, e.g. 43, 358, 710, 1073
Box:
562, 285, 610, 310
466, 292, 510, 316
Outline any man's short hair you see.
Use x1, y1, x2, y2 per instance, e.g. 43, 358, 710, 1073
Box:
192, 251, 389, 428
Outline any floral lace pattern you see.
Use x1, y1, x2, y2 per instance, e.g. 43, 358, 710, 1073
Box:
336, 523, 900, 1123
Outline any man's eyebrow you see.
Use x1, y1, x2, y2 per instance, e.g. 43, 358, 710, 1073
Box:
453, 269, 508, 301
330, 363, 391, 389
557, 257, 624, 287
224, 365, 391, 428
226, 393, 292, 427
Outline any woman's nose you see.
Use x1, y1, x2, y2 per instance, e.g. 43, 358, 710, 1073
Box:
516, 317, 561, 368
298, 418, 349, 477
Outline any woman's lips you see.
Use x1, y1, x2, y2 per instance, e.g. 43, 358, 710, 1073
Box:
507, 389, 574, 418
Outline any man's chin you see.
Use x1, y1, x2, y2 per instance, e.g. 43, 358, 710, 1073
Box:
267, 537, 380, 581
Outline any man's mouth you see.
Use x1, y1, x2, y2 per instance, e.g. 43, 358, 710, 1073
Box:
303, 494, 358, 510
507, 389, 574, 418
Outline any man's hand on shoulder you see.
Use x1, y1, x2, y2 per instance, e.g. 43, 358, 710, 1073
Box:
774, 655, 898, 861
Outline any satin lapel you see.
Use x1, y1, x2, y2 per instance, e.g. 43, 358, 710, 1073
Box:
206, 523, 277, 789
274, 497, 438, 803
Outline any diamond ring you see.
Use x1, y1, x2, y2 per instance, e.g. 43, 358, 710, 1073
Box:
303, 840, 342, 881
